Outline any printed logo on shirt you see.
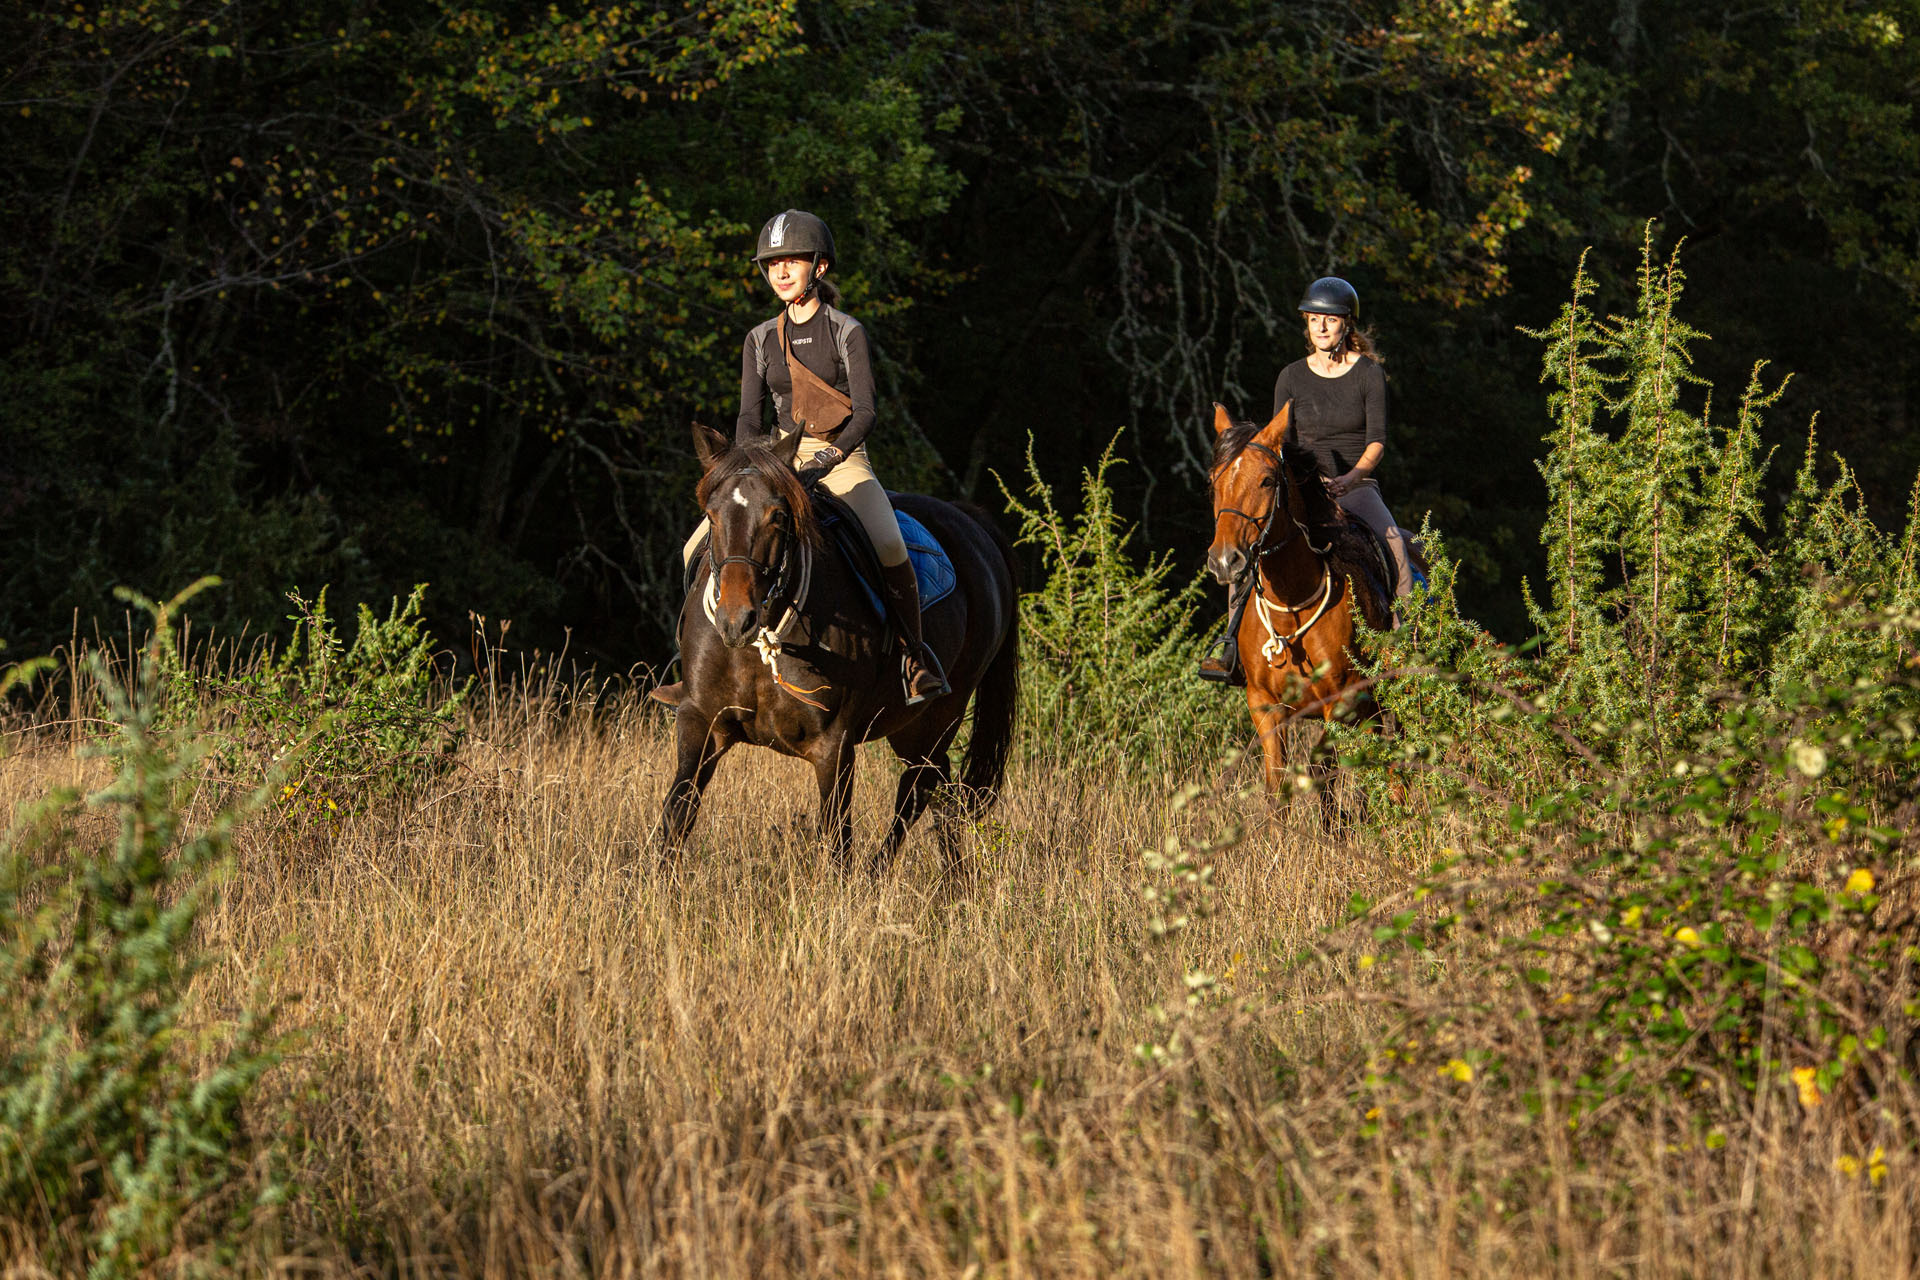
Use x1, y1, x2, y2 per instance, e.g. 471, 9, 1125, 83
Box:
790, 336, 813, 345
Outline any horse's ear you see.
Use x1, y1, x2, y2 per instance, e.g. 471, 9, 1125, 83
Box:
1256, 400, 1292, 447
771, 429, 805, 469
692, 422, 731, 472
1212, 402, 1234, 437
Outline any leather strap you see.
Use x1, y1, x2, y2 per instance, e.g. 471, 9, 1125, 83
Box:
778, 312, 852, 440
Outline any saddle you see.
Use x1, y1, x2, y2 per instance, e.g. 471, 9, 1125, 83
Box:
682, 494, 955, 621
811, 489, 957, 620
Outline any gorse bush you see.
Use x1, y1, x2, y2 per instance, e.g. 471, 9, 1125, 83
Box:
1330, 231, 1920, 1176
1354, 627, 1919, 1125
0, 582, 280, 1277
999, 435, 1242, 771
209, 584, 467, 812
1375, 230, 1920, 806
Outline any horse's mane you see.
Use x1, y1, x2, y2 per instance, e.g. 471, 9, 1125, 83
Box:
1211, 418, 1264, 474
1216, 414, 1393, 631
695, 439, 825, 548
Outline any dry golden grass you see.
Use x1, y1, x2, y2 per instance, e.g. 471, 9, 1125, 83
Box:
5, 685, 1918, 1278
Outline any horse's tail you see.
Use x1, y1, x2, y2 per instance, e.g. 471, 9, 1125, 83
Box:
956, 501, 1020, 814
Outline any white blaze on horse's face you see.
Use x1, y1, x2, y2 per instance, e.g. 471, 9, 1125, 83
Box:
710, 471, 786, 646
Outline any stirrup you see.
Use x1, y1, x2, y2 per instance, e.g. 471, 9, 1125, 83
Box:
1196, 630, 1243, 687
902, 645, 950, 706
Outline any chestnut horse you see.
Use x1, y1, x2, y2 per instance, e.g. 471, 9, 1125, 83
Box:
653, 425, 1021, 870
1205, 402, 1392, 791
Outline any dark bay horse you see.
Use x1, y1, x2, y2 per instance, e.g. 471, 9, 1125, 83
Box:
652, 425, 1021, 870
1206, 402, 1392, 791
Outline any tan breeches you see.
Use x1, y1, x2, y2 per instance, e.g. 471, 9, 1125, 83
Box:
682, 434, 909, 569
1340, 479, 1414, 599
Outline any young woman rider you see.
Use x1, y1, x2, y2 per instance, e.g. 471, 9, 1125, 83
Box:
1198, 275, 1415, 683
665, 208, 949, 706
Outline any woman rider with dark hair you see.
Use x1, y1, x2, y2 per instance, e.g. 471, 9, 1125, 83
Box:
663, 209, 949, 706
1198, 275, 1415, 683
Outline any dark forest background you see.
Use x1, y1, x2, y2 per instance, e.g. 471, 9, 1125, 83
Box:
5, 0, 1918, 665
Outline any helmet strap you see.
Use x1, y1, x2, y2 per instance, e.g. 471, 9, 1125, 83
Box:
797, 253, 824, 303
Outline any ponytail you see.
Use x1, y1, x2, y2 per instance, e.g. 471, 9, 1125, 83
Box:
811, 275, 842, 308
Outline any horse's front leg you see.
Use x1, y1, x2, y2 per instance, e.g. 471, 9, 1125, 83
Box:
655, 707, 731, 860
809, 730, 859, 866
1246, 680, 1292, 794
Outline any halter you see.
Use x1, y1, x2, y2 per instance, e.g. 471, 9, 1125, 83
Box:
1213, 439, 1336, 658
700, 486, 830, 709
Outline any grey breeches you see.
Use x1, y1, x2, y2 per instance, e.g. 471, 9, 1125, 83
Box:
1340, 479, 1414, 599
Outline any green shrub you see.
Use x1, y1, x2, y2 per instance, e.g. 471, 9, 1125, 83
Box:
1372, 230, 1920, 816
999, 435, 1242, 772
210, 584, 467, 812
0, 582, 281, 1276
1334, 230, 1920, 1160
1346, 612, 1919, 1142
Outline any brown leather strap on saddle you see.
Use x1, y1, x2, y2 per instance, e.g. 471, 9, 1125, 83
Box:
778, 312, 853, 440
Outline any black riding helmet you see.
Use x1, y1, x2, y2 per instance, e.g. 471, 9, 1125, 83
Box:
1297, 275, 1360, 320
754, 209, 835, 300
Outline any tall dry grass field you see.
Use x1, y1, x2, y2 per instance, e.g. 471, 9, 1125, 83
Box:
4, 682, 1916, 1278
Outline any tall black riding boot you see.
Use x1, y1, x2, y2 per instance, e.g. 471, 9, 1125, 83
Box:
880, 560, 950, 705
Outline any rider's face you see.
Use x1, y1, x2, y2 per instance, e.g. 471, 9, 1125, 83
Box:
1304, 311, 1348, 354
765, 255, 819, 304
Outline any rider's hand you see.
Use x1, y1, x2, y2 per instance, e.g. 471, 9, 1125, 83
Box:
799, 446, 845, 483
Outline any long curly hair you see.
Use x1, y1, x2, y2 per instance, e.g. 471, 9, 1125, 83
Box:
1300, 314, 1383, 364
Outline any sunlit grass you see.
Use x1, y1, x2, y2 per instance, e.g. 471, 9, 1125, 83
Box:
3, 677, 1915, 1276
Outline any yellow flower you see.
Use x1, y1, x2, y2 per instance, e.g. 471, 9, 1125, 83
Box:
1365, 1106, 1381, 1120
1358, 954, 1376, 970
1622, 904, 1644, 929
1845, 868, 1876, 896
1870, 1146, 1889, 1186
1674, 926, 1702, 950
1836, 1153, 1861, 1177
1438, 1058, 1473, 1083
1792, 1066, 1822, 1110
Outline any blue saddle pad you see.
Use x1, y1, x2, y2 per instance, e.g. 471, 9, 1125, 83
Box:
822, 506, 956, 617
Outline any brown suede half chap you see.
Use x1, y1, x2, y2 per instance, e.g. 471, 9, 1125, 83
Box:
779, 312, 853, 441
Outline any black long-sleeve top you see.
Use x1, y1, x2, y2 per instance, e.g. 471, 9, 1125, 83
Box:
735, 304, 877, 452
1273, 355, 1388, 478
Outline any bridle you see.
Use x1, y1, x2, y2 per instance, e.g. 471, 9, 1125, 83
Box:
710, 502, 797, 614
701, 476, 829, 708
1211, 440, 1325, 568
1213, 438, 1337, 659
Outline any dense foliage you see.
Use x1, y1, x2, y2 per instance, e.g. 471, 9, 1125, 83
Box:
1315, 235, 1920, 1163
10, 1, 1918, 657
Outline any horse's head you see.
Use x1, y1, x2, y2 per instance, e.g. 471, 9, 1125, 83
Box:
692, 424, 821, 648
1206, 402, 1298, 585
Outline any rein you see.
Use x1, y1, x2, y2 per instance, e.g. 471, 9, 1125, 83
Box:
1215, 439, 1336, 658
701, 494, 832, 709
